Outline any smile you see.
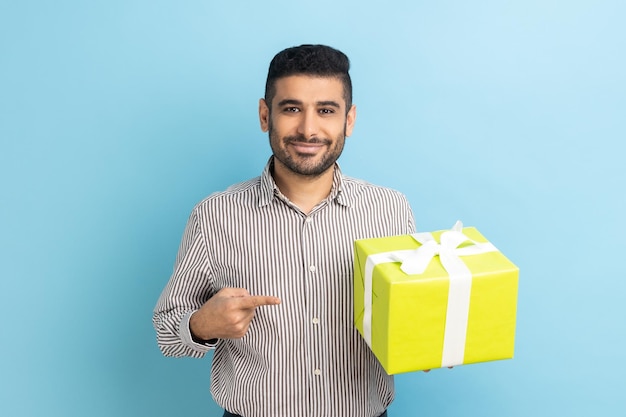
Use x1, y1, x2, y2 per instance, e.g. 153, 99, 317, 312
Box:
288, 139, 329, 154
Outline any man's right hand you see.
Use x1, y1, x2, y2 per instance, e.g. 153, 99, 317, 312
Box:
189, 287, 281, 340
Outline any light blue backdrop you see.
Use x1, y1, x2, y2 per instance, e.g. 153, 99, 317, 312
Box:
1, 1, 624, 416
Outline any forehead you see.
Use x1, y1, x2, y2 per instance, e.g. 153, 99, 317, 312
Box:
271, 75, 346, 108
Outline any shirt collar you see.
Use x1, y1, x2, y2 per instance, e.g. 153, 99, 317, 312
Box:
258, 157, 352, 208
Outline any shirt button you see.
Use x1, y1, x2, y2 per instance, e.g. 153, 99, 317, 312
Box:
309, 265, 316, 272
305, 217, 313, 223
312, 317, 319, 324
314, 369, 321, 376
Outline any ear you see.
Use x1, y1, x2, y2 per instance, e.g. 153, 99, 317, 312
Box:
259, 98, 270, 132
344, 104, 357, 137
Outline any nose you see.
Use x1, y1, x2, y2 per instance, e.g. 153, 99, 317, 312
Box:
296, 109, 318, 138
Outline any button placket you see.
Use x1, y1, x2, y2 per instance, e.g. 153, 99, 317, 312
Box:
301, 212, 325, 397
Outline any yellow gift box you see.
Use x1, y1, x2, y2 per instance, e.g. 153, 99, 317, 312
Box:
354, 222, 518, 374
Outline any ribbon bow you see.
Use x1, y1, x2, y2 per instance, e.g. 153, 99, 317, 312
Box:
401, 220, 498, 275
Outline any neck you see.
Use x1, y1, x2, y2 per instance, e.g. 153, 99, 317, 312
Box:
271, 159, 335, 214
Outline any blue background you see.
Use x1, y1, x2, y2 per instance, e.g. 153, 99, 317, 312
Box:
1, 1, 624, 416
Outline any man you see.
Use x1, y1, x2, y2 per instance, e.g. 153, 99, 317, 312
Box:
153, 44, 415, 417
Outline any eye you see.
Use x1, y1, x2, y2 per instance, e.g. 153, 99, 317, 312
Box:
319, 108, 335, 115
283, 107, 300, 113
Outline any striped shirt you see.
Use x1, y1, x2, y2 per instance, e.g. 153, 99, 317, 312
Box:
153, 158, 415, 417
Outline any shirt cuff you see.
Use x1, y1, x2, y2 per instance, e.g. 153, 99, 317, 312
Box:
180, 311, 218, 352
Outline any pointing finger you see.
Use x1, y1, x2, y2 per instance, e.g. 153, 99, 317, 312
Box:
241, 295, 281, 309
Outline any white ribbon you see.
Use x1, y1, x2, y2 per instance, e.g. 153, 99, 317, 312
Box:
361, 221, 499, 367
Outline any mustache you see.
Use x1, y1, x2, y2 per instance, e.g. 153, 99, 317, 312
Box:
283, 135, 332, 145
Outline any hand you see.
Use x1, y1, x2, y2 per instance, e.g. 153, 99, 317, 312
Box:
190, 287, 281, 340
423, 367, 454, 373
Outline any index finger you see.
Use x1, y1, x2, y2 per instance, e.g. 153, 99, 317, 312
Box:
240, 295, 281, 309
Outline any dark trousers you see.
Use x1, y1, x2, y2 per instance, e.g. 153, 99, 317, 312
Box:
224, 410, 388, 417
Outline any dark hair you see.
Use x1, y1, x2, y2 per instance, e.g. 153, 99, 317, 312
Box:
264, 44, 353, 113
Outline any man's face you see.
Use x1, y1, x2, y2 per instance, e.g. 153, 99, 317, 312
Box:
259, 75, 356, 177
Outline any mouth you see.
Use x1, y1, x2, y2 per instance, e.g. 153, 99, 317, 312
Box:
287, 138, 330, 155
291, 142, 324, 154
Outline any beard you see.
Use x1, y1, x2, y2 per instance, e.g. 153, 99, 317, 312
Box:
268, 121, 346, 177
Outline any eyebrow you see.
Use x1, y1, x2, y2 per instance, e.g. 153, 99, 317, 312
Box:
317, 100, 341, 108
277, 99, 341, 109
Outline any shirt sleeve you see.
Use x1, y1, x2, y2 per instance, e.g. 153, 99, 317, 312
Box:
152, 208, 216, 358
400, 193, 417, 234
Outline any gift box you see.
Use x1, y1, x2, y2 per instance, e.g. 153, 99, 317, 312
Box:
354, 222, 518, 374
